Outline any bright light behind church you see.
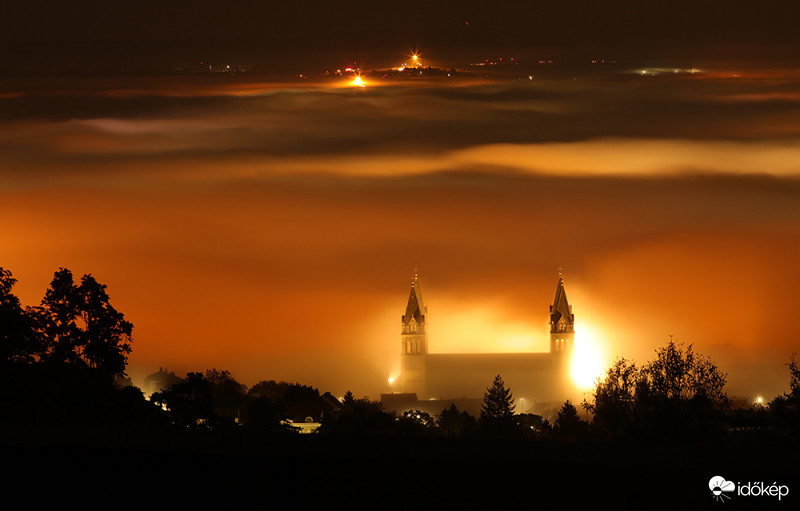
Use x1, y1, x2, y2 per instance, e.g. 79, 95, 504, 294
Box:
570, 323, 609, 391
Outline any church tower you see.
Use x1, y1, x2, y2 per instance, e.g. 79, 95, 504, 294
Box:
400, 270, 427, 397
549, 273, 574, 353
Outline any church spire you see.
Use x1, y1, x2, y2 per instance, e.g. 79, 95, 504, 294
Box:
550, 274, 573, 329
549, 272, 574, 353
402, 270, 426, 330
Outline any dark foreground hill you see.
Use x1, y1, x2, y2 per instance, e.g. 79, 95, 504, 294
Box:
3, 425, 797, 508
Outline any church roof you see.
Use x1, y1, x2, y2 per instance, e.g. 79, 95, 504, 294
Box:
402, 272, 426, 325
550, 275, 573, 325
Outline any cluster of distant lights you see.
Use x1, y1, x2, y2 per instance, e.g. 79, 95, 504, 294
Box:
471, 56, 520, 66
387, 53, 424, 73
347, 52, 425, 88
394, 52, 421, 71
637, 67, 700, 76
338, 51, 708, 88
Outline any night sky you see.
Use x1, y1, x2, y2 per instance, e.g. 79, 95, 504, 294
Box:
2, 1, 800, 399
5, 1, 800, 72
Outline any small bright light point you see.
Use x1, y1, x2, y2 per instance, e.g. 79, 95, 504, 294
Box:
388, 375, 396, 384
352, 75, 365, 87
756, 396, 763, 405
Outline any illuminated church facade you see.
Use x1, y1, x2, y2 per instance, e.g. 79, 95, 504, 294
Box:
386, 272, 577, 413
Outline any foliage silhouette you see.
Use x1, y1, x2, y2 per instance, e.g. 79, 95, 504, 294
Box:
247, 380, 292, 402
241, 380, 332, 432
204, 368, 247, 423
396, 409, 438, 436
0, 267, 42, 365
0, 267, 162, 427
240, 396, 291, 432
516, 413, 545, 437
437, 403, 478, 437
480, 374, 518, 436
481, 374, 516, 418
768, 354, 800, 440
36, 268, 133, 378
553, 400, 588, 440
585, 340, 728, 441
585, 357, 639, 437
151, 372, 218, 430
320, 391, 395, 435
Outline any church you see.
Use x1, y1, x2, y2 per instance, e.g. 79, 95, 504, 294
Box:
382, 272, 578, 416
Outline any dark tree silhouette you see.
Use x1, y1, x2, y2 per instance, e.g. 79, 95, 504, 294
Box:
242, 380, 291, 431
240, 396, 289, 432
151, 369, 253, 430
437, 403, 478, 437
768, 354, 800, 439
241, 380, 331, 432
37, 268, 132, 377
204, 368, 247, 423
585, 340, 728, 441
783, 355, 800, 400
480, 374, 518, 436
583, 357, 640, 437
248, 380, 292, 402
516, 413, 544, 436
637, 341, 728, 440
339, 391, 385, 420
320, 391, 394, 435
0, 267, 157, 426
553, 400, 587, 440
79, 274, 133, 376
481, 374, 516, 419
641, 341, 726, 402
37, 268, 83, 365
151, 372, 217, 430
0, 267, 42, 365
396, 409, 438, 436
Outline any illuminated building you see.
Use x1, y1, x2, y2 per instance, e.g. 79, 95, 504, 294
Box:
143, 367, 182, 396
388, 272, 576, 414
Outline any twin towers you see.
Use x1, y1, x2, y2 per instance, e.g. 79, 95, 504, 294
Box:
394, 271, 575, 404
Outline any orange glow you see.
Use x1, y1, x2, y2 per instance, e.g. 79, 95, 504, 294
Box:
4, 71, 800, 401
428, 302, 545, 354
570, 323, 610, 391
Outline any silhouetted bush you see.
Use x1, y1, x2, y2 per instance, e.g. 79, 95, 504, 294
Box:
584, 340, 728, 442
